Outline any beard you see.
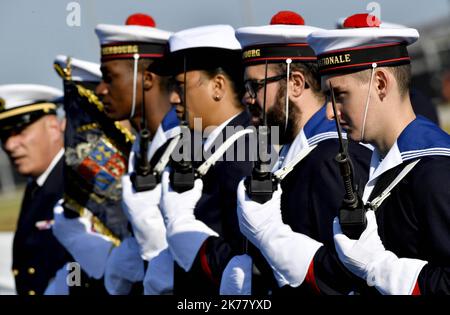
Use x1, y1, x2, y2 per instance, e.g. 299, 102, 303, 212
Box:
266, 84, 300, 145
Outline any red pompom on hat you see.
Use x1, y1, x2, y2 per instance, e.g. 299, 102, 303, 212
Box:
343, 13, 380, 28
125, 13, 156, 27
270, 11, 305, 25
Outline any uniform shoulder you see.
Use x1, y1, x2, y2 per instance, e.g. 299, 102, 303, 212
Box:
405, 156, 450, 205
309, 139, 371, 157
306, 139, 370, 163
284, 139, 340, 178
411, 156, 450, 186
308, 138, 340, 162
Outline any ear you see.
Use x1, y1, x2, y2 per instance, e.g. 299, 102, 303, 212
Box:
59, 118, 66, 133
211, 74, 226, 101
374, 68, 389, 101
143, 70, 154, 91
45, 116, 64, 140
290, 70, 307, 98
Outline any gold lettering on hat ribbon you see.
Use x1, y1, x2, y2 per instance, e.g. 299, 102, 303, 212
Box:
318, 53, 351, 67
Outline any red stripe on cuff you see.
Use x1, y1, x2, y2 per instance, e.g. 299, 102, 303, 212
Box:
411, 281, 421, 295
304, 260, 321, 295
199, 241, 219, 285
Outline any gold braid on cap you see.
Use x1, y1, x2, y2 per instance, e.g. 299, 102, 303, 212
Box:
54, 56, 72, 81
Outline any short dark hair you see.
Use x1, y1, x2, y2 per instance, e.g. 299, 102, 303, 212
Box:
126, 58, 153, 72
126, 58, 170, 93
203, 63, 245, 109
353, 64, 411, 98
273, 61, 324, 101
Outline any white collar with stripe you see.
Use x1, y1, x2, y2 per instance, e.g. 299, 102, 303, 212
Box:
35, 148, 64, 186
129, 107, 180, 172
203, 112, 241, 152
363, 116, 450, 202
272, 105, 344, 172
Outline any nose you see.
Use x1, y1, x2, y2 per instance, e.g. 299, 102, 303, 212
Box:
325, 100, 343, 122
325, 101, 334, 121
95, 81, 108, 96
169, 89, 181, 105
241, 91, 255, 107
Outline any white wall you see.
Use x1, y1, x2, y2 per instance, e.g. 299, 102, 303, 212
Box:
0, 232, 15, 295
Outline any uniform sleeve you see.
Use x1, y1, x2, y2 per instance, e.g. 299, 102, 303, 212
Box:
189, 236, 236, 285
414, 157, 450, 294
189, 159, 252, 287
283, 141, 371, 294
310, 245, 367, 295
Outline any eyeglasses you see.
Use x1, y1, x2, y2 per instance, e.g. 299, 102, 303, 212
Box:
244, 73, 287, 99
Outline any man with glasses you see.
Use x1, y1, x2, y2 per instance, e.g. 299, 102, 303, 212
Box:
223, 12, 372, 295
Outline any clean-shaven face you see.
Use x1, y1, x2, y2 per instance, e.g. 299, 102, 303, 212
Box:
323, 73, 372, 142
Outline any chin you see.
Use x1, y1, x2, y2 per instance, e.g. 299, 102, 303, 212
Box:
16, 166, 32, 177
104, 110, 117, 120
109, 112, 128, 122
347, 130, 361, 142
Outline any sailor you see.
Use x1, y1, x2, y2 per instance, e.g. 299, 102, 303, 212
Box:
231, 11, 372, 295
335, 16, 441, 125
95, 13, 174, 294
307, 13, 450, 294
157, 24, 255, 294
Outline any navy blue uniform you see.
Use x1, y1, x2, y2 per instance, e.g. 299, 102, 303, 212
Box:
367, 156, 450, 295
12, 157, 71, 295
173, 110, 254, 295
250, 107, 372, 295
254, 139, 371, 295
314, 117, 450, 295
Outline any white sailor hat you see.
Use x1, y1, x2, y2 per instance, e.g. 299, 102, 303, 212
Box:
95, 13, 172, 62
54, 55, 101, 82
307, 13, 419, 76
164, 25, 242, 75
236, 11, 322, 65
169, 24, 241, 53
0, 84, 63, 135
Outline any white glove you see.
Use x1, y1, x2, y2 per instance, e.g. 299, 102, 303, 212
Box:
333, 210, 427, 295
52, 201, 114, 279
143, 247, 174, 295
220, 254, 252, 295
237, 180, 323, 287
121, 174, 167, 261
160, 169, 218, 272
104, 236, 145, 295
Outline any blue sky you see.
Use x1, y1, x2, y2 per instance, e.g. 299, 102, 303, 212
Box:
0, 0, 449, 89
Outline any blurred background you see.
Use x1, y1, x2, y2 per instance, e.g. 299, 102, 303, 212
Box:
0, 0, 449, 294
